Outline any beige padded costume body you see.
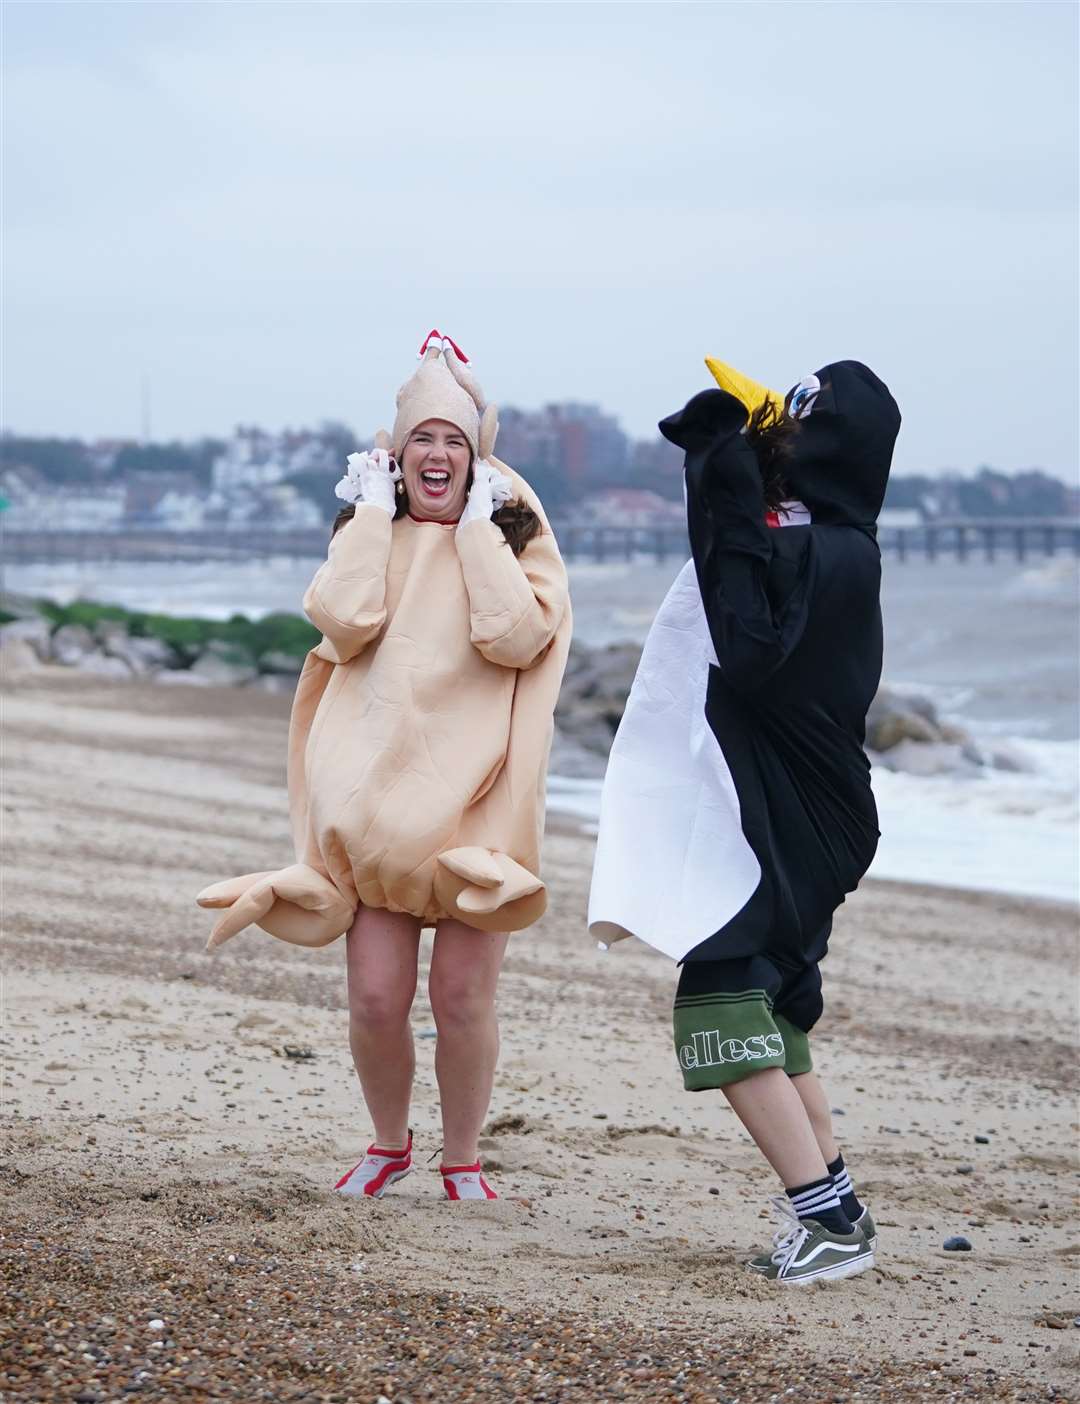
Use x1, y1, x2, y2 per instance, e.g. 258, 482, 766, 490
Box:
197, 462, 571, 949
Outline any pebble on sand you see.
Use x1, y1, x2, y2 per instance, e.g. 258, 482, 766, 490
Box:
943, 1236, 973, 1252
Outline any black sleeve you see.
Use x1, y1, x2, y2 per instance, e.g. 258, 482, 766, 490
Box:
660, 389, 813, 693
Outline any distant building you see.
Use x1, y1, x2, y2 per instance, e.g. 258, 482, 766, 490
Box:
205, 426, 343, 529
629, 436, 684, 483
581, 488, 687, 526
86, 439, 128, 474
496, 402, 629, 488
211, 426, 341, 495
125, 471, 203, 525
152, 490, 209, 531
212, 428, 286, 493
0, 471, 127, 531
2, 418, 1073, 537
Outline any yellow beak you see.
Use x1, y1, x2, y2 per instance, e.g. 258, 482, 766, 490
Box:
704, 357, 785, 418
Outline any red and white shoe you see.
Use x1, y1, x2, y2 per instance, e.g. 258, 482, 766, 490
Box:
334, 1131, 413, 1198
440, 1161, 498, 1201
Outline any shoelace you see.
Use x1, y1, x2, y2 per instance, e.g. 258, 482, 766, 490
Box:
768, 1195, 811, 1267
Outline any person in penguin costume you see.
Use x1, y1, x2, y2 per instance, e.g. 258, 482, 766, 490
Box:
196, 332, 571, 1203
588, 356, 901, 1284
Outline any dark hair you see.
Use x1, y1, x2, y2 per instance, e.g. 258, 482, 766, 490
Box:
744, 398, 797, 512
330, 457, 542, 556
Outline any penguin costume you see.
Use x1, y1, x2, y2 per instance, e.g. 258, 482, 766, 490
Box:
588, 358, 900, 1091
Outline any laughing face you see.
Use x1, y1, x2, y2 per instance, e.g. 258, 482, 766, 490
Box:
399, 419, 471, 521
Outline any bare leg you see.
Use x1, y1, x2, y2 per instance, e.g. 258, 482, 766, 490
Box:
427, 919, 508, 1166
345, 904, 422, 1149
722, 1067, 830, 1187
789, 1069, 840, 1165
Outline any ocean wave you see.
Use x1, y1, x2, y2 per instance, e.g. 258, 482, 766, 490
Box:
548, 734, 1079, 906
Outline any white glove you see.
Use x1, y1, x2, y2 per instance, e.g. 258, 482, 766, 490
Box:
458, 459, 514, 530
333, 448, 400, 517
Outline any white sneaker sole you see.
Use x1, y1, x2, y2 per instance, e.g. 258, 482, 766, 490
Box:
336, 1166, 412, 1199
778, 1248, 875, 1286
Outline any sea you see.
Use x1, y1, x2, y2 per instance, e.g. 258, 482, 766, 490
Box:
9, 551, 1079, 907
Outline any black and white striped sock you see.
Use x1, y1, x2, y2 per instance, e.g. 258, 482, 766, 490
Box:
827, 1153, 865, 1223
785, 1175, 852, 1235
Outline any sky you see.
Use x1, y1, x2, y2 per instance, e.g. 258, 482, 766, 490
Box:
3, 2, 1078, 480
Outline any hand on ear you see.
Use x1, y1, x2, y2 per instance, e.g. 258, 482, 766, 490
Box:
458, 459, 514, 530
334, 448, 399, 516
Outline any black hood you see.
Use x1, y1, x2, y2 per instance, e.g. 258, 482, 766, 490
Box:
781, 361, 900, 527
659, 360, 901, 529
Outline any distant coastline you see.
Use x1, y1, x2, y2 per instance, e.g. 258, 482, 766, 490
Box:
3, 419, 1076, 537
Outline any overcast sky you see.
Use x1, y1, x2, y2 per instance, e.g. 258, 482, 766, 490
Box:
4, 2, 1078, 479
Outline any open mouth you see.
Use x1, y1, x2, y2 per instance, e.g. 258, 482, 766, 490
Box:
419, 469, 451, 498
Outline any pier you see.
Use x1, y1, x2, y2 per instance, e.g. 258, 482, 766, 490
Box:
1, 518, 1078, 568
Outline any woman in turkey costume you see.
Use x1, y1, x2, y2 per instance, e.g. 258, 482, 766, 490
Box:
197, 333, 571, 1201
589, 357, 900, 1283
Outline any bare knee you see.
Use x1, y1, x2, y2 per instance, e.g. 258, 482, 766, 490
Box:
349, 981, 415, 1037
428, 973, 496, 1036
345, 909, 419, 1037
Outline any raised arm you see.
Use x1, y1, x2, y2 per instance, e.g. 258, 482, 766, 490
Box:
302, 504, 392, 664
455, 514, 569, 671
661, 389, 811, 693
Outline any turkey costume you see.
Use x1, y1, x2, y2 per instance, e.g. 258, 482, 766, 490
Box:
197, 337, 572, 949
588, 358, 900, 1090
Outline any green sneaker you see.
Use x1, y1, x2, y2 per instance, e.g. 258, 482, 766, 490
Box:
746, 1197, 875, 1285
854, 1206, 877, 1254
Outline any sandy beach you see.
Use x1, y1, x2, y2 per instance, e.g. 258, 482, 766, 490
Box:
3, 668, 1078, 1403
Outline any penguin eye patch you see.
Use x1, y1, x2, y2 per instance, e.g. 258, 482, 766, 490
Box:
788, 374, 821, 421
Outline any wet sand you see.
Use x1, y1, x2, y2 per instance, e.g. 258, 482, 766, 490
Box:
3, 670, 1077, 1402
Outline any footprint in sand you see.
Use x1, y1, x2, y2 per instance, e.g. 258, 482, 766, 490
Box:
234, 1011, 306, 1046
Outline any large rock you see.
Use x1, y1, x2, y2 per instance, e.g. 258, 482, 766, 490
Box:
872, 738, 983, 777
555, 640, 642, 758
77, 650, 136, 679
120, 635, 181, 673
189, 640, 258, 687
558, 640, 641, 707
554, 649, 999, 777
154, 669, 214, 687
548, 726, 608, 780
866, 686, 952, 751
247, 673, 297, 695
554, 696, 625, 758
50, 623, 97, 666
93, 620, 130, 648
94, 621, 178, 675
867, 709, 940, 750
867, 684, 986, 773
258, 650, 306, 677
0, 635, 44, 677
0, 591, 48, 621
0, 616, 53, 662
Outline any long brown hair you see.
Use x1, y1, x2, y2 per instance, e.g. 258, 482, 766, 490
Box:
744, 399, 797, 512
331, 458, 542, 556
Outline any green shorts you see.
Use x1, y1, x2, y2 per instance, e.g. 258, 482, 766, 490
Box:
673, 956, 819, 1091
